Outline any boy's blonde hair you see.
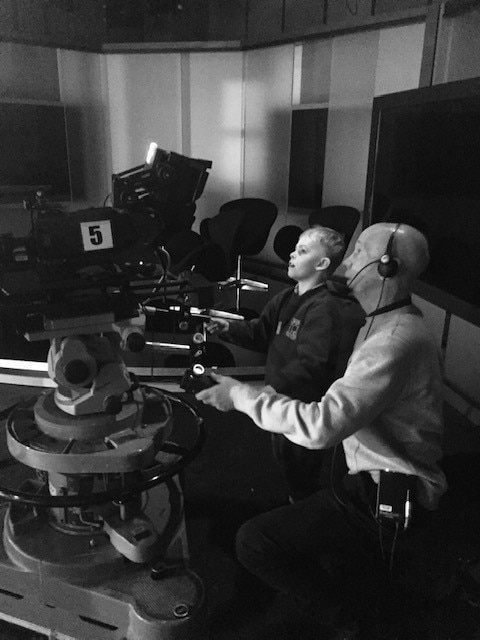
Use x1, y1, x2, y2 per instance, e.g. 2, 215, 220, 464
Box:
300, 226, 346, 275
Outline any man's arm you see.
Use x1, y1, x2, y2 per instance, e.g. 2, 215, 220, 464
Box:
197, 333, 411, 449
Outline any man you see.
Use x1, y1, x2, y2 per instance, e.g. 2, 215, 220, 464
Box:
196, 222, 447, 634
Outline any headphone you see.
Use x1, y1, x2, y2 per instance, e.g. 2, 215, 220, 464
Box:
377, 223, 400, 278
346, 223, 401, 286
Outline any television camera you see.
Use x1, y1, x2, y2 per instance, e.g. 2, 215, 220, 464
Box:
112, 142, 212, 244
0, 147, 216, 639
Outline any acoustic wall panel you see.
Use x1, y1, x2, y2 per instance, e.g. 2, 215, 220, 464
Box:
0, 42, 60, 102
434, 7, 480, 84
189, 51, 244, 226
445, 315, 480, 419
58, 49, 110, 208
243, 45, 295, 264
374, 23, 425, 97
105, 53, 182, 175
322, 30, 379, 213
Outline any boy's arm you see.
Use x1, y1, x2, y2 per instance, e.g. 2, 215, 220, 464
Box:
217, 295, 282, 353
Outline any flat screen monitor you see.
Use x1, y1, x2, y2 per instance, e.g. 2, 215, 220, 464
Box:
364, 78, 480, 327
0, 100, 71, 202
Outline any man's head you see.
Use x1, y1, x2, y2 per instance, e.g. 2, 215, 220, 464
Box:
343, 222, 430, 297
288, 226, 345, 285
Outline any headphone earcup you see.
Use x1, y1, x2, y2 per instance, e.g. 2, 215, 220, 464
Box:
377, 255, 398, 278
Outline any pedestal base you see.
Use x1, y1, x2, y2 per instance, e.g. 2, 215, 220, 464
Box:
0, 473, 208, 640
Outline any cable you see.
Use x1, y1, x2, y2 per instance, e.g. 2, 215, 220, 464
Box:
388, 521, 400, 574
346, 0, 358, 15
375, 515, 402, 575
378, 519, 386, 563
138, 247, 171, 305
345, 259, 380, 288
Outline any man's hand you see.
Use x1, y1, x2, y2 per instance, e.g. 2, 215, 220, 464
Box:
195, 371, 242, 411
205, 318, 229, 335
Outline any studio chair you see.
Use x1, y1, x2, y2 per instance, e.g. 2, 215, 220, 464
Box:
164, 229, 205, 275
308, 205, 360, 249
273, 225, 304, 264
164, 229, 231, 282
200, 198, 278, 313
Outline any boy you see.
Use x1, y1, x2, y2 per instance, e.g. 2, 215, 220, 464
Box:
206, 226, 346, 501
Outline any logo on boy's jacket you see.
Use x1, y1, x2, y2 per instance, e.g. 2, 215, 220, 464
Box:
286, 318, 300, 340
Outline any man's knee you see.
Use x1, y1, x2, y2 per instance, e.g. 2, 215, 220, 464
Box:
235, 512, 282, 570
236, 517, 262, 567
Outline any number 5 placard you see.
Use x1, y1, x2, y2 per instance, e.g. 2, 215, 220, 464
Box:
80, 220, 114, 252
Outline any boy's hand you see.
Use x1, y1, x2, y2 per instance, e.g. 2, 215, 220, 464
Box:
205, 318, 229, 335
195, 372, 241, 411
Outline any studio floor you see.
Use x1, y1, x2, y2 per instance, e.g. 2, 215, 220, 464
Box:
0, 385, 479, 639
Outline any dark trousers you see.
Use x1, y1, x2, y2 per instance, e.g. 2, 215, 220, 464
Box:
235, 472, 433, 627
271, 434, 347, 502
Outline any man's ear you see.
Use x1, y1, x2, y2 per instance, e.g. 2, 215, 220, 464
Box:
316, 257, 331, 271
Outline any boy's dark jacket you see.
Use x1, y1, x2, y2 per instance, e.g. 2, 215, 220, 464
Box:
220, 285, 364, 402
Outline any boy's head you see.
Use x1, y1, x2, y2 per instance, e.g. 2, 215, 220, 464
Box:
287, 226, 345, 284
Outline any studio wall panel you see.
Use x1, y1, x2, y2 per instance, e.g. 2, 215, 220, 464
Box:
375, 0, 428, 14
445, 315, 480, 414
374, 23, 425, 96
0, 42, 60, 102
105, 53, 182, 175
57, 49, 110, 209
243, 44, 295, 264
243, 45, 294, 207
322, 30, 379, 214
189, 51, 244, 227
284, 0, 326, 35
326, 0, 372, 25
299, 39, 332, 105
434, 7, 480, 83
245, 0, 284, 45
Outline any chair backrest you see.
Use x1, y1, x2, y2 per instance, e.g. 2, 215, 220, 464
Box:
308, 206, 360, 249
200, 198, 278, 276
165, 229, 204, 269
273, 225, 304, 263
217, 198, 278, 257
199, 207, 246, 276
165, 229, 232, 280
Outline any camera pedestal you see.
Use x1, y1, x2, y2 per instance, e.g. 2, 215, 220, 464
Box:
0, 374, 208, 639
0, 495, 206, 640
